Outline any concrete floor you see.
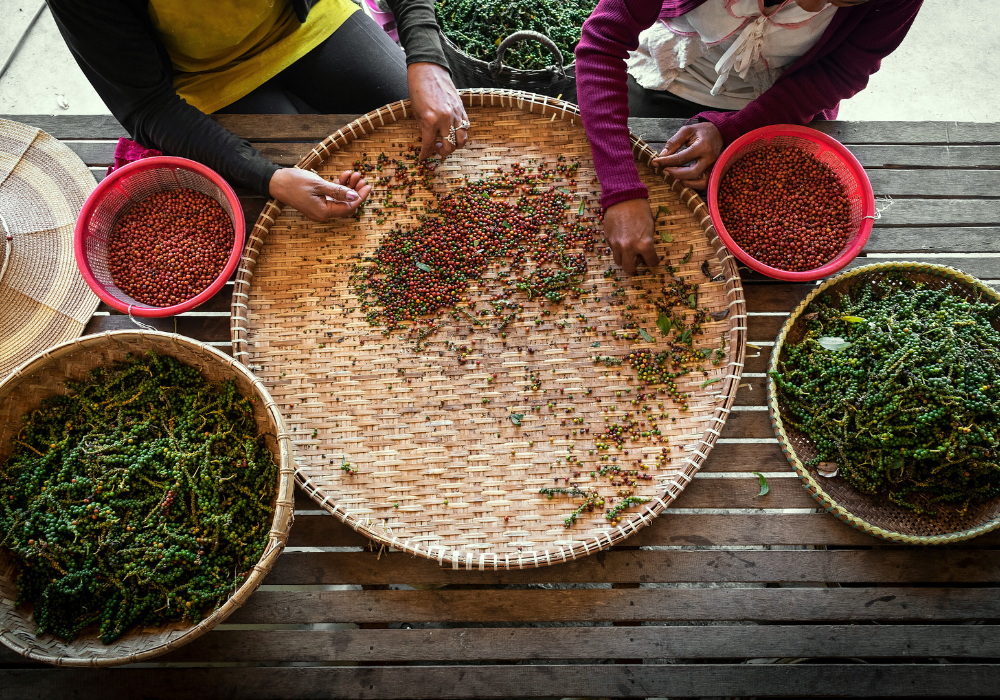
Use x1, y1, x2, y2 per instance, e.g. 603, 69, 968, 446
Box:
0, 0, 997, 120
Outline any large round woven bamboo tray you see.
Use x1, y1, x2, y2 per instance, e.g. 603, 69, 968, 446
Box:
232, 89, 746, 569
0, 331, 294, 667
768, 262, 1000, 544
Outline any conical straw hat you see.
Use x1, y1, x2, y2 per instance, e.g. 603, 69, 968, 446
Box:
0, 118, 99, 380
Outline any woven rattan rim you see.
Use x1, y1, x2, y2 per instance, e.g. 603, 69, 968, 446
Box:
767, 262, 1000, 544
0, 330, 294, 667
231, 89, 746, 568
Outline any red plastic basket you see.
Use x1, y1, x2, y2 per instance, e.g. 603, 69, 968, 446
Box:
74, 156, 244, 318
707, 124, 874, 282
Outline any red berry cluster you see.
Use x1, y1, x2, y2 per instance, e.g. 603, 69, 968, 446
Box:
718, 145, 852, 272
356, 160, 595, 330
108, 188, 233, 307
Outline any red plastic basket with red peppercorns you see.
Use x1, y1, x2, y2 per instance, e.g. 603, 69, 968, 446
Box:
708, 124, 875, 282
74, 156, 245, 317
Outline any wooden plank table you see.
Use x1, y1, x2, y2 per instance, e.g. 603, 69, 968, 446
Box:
3, 114, 1000, 698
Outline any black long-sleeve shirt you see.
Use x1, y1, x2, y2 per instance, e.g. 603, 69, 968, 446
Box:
47, 0, 448, 197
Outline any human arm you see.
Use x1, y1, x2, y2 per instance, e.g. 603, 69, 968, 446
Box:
47, 0, 370, 219
696, 1, 923, 148
385, 0, 469, 160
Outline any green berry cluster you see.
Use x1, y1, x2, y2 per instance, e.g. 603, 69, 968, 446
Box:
0, 352, 278, 643
772, 276, 1000, 515
436, 0, 598, 71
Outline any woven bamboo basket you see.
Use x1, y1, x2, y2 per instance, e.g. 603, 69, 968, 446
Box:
0, 331, 294, 666
768, 262, 1000, 544
232, 89, 746, 569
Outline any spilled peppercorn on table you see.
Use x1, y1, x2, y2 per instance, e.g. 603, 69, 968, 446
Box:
4, 114, 1000, 698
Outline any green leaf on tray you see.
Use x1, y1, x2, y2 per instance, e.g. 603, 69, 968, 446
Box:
591, 342, 601, 347
752, 472, 770, 498
656, 313, 672, 335
416, 262, 435, 272
578, 200, 586, 215
639, 328, 654, 343
681, 245, 694, 264
657, 205, 671, 216
510, 413, 524, 426
817, 336, 852, 352
659, 230, 674, 243
841, 316, 867, 323
688, 293, 697, 307
700, 377, 723, 388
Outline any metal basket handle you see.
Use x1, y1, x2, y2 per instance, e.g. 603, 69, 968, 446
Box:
488, 31, 566, 78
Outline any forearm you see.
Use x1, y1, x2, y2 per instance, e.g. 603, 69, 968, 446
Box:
384, 0, 449, 69
575, 0, 663, 209
697, 0, 922, 145
130, 98, 281, 198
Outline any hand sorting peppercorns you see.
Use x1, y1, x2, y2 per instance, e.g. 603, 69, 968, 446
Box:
718, 145, 852, 272
108, 188, 233, 307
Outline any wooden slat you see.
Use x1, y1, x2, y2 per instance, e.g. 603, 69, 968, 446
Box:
628, 119, 1000, 146
848, 255, 1000, 279
262, 549, 1000, 586
866, 169, 1000, 197
292, 472, 814, 511
64, 140, 1000, 172
7, 663, 1000, 699
227, 587, 1000, 624
117, 625, 1000, 663
867, 227, 1000, 253
11, 114, 1000, 145
288, 511, 1000, 549
872, 199, 1000, 227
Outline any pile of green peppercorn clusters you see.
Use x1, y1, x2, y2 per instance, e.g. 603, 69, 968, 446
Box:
0, 353, 277, 643
773, 276, 1000, 515
435, 0, 598, 71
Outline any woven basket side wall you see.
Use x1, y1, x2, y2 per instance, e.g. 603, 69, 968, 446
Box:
0, 331, 293, 667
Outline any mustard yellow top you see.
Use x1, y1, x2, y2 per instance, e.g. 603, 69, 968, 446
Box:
148, 0, 358, 114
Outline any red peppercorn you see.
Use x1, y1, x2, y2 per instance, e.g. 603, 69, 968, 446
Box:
107, 188, 234, 306
718, 145, 852, 273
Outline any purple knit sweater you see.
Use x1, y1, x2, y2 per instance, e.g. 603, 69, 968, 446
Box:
575, 0, 923, 208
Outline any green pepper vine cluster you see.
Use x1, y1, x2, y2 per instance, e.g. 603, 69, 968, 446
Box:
0, 353, 278, 643
772, 277, 1000, 515
435, 0, 598, 71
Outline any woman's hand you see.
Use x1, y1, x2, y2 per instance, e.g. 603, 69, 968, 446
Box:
603, 198, 660, 275
652, 122, 724, 190
268, 168, 371, 222
408, 62, 469, 160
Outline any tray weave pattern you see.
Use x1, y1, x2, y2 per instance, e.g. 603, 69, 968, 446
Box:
0, 331, 294, 666
232, 90, 745, 568
768, 262, 1000, 544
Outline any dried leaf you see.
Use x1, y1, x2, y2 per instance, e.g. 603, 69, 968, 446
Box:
817, 336, 852, 352
804, 312, 819, 321
416, 262, 435, 272
710, 308, 731, 321
510, 413, 524, 426
752, 472, 770, 497
817, 462, 840, 478
656, 313, 672, 335
639, 328, 654, 343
